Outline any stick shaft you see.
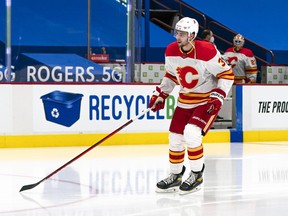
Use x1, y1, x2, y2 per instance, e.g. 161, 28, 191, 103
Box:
20, 108, 150, 192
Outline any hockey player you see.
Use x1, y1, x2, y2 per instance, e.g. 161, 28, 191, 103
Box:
224, 34, 258, 84
148, 17, 234, 195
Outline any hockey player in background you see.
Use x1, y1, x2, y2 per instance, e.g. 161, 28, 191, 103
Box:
148, 17, 234, 195
224, 34, 258, 84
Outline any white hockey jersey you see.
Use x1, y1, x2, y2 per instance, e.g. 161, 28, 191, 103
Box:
159, 40, 234, 109
224, 47, 257, 83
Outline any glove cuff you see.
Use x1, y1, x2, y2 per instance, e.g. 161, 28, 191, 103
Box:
210, 88, 226, 104
155, 86, 169, 99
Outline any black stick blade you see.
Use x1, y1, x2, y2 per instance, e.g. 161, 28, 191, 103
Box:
19, 182, 40, 192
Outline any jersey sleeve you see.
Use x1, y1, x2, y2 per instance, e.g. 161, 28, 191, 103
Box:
244, 55, 258, 83
158, 55, 179, 95
206, 50, 234, 96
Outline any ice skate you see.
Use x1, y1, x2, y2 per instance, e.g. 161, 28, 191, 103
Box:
179, 164, 205, 195
155, 166, 186, 193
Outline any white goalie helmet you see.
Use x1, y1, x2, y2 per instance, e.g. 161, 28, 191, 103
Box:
233, 34, 245, 47
175, 17, 199, 41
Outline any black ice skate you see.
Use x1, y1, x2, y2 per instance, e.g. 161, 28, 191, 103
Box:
179, 164, 205, 195
155, 166, 186, 193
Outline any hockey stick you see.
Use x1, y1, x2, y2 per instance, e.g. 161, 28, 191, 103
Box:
19, 107, 151, 192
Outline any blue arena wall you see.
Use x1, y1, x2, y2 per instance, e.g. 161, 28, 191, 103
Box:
0, 0, 287, 66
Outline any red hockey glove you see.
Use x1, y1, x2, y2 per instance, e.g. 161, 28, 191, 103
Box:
206, 88, 226, 115
148, 86, 169, 112
244, 77, 251, 83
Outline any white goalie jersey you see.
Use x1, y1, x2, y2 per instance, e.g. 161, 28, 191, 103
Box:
224, 47, 258, 83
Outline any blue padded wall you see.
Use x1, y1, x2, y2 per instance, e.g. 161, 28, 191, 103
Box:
0, 0, 287, 64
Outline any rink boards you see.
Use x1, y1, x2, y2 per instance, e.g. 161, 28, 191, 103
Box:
0, 84, 287, 147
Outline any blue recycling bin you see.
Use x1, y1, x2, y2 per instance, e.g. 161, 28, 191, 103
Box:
40, 90, 84, 127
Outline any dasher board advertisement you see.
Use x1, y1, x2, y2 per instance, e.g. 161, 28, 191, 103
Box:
0, 84, 177, 135
241, 85, 288, 130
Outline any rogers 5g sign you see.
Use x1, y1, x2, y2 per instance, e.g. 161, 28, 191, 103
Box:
2, 53, 124, 83
0, 65, 16, 81
25, 65, 123, 82
13, 65, 123, 83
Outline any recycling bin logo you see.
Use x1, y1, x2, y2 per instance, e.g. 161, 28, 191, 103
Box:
51, 108, 60, 118
41, 90, 84, 127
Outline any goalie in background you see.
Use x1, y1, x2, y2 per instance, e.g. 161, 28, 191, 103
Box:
148, 17, 234, 195
224, 34, 258, 84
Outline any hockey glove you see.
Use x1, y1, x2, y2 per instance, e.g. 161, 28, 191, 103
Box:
244, 77, 257, 83
244, 77, 251, 83
206, 88, 226, 115
149, 86, 169, 112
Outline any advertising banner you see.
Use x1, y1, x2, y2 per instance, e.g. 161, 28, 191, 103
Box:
32, 84, 179, 134
4, 53, 122, 83
242, 85, 288, 130
0, 84, 178, 135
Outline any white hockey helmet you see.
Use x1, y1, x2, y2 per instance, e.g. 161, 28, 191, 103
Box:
233, 34, 245, 47
175, 17, 199, 41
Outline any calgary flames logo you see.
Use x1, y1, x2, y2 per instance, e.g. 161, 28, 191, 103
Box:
176, 66, 199, 89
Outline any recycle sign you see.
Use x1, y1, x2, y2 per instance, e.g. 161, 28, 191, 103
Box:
51, 108, 60, 118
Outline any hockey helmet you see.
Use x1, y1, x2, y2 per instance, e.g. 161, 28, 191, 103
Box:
175, 17, 199, 41
233, 34, 245, 47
